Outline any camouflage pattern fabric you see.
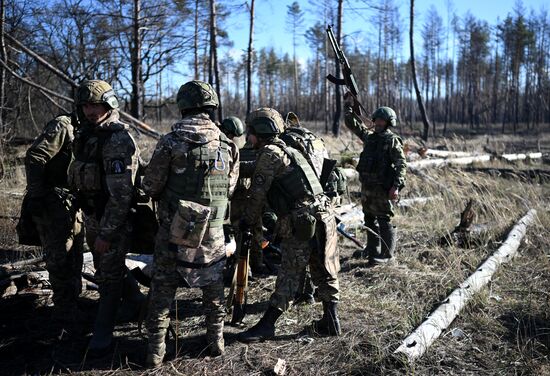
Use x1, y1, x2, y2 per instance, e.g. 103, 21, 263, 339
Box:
25, 114, 85, 315
344, 106, 407, 219
143, 113, 238, 360
244, 138, 339, 312
69, 109, 139, 291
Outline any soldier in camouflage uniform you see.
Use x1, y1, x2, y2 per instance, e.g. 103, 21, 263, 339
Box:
238, 108, 341, 343
143, 81, 239, 367
24, 107, 85, 323
68, 80, 142, 355
343, 93, 407, 263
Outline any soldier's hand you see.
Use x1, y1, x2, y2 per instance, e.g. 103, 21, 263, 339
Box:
389, 186, 399, 201
94, 237, 111, 255
343, 91, 355, 108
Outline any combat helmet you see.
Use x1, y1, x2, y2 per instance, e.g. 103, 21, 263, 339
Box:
76, 80, 119, 109
246, 107, 285, 137
372, 106, 397, 127
221, 116, 245, 137
176, 80, 219, 111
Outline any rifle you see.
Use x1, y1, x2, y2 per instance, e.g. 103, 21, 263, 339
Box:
228, 229, 252, 325
326, 25, 371, 124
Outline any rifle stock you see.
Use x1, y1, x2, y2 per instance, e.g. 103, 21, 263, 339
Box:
230, 230, 252, 325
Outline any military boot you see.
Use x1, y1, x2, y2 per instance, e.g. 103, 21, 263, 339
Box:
88, 283, 122, 357
146, 334, 166, 368
237, 306, 282, 343
377, 220, 396, 263
116, 271, 146, 323
353, 217, 380, 259
310, 301, 341, 336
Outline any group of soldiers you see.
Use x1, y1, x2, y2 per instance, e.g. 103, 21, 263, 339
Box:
22, 78, 406, 367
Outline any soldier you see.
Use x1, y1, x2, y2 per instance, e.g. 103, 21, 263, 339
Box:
143, 80, 239, 367
343, 93, 407, 263
238, 108, 340, 343
24, 103, 85, 323
220, 116, 245, 140
68, 80, 143, 355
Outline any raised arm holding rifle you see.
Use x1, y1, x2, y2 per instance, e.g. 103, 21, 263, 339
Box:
326, 25, 407, 264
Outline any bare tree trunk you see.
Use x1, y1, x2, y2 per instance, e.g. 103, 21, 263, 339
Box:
210, 0, 222, 121
331, 0, 343, 136
409, 0, 431, 141
131, 0, 143, 120
194, 0, 199, 80
0, 0, 6, 134
246, 0, 255, 115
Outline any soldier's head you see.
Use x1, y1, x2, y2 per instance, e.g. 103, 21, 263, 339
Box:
176, 80, 218, 119
284, 111, 301, 129
245, 107, 285, 149
220, 116, 244, 139
76, 80, 119, 125
372, 106, 397, 132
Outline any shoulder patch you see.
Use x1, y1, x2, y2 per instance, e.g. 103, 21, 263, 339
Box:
110, 159, 126, 174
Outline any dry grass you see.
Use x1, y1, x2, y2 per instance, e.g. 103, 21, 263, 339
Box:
0, 128, 549, 375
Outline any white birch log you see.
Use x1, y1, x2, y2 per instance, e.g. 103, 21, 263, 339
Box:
425, 149, 473, 158
501, 152, 542, 161
408, 154, 491, 170
394, 209, 538, 361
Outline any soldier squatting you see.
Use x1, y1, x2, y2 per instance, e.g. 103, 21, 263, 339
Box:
21, 78, 406, 367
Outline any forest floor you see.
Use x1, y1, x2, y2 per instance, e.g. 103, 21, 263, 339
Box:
0, 123, 549, 375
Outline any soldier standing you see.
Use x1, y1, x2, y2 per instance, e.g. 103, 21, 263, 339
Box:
238, 108, 341, 343
143, 81, 239, 367
24, 105, 85, 323
343, 93, 407, 263
69, 80, 143, 355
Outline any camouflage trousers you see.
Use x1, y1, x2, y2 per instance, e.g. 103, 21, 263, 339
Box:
84, 214, 132, 289
269, 215, 339, 312
146, 225, 225, 359
32, 192, 84, 313
361, 185, 394, 220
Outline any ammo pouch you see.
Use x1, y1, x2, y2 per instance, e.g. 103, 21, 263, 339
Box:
69, 159, 103, 194
169, 200, 211, 249
292, 210, 317, 241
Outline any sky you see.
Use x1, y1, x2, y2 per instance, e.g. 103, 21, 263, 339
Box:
219, 0, 549, 65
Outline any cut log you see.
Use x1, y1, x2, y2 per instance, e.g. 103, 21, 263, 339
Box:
394, 209, 537, 362
501, 152, 542, 161
425, 149, 473, 158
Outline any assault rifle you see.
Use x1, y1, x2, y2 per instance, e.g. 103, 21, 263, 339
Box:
228, 229, 252, 325
326, 25, 371, 122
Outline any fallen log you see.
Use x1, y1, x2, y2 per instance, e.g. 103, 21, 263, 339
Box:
501, 152, 542, 161
394, 209, 537, 362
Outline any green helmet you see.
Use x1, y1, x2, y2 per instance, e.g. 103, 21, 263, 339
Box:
176, 80, 219, 111
246, 107, 285, 137
372, 106, 397, 127
221, 116, 244, 137
76, 80, 119, 109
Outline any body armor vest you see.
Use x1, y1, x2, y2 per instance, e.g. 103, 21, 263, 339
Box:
356, 131, 397, 188
267, 143, 324, 215
165, 134, 231, 227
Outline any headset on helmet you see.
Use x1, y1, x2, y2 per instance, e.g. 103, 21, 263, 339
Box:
372, 106, 397, 127
76, 80, 119, 109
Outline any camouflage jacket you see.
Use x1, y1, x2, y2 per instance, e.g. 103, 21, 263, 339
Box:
142, 113, 239, 228
69, 110, 140, 241
344, 106, 407, 189
25, 113, 77, 197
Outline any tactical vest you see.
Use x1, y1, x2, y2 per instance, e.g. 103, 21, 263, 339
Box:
165, 134, 231, 228
356, 131, 399, 189
267, 143, 324, 215
280, 127, 327, 177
